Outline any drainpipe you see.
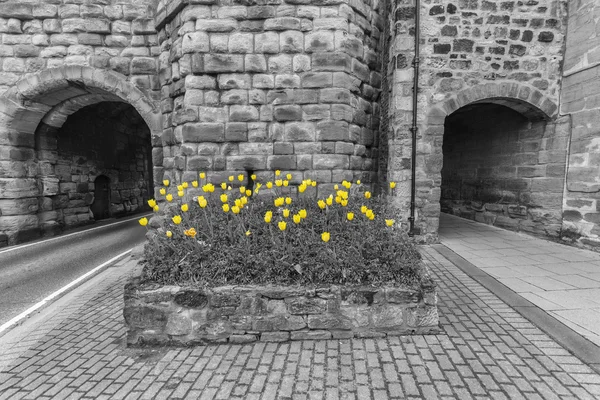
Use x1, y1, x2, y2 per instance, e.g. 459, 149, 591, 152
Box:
408, 0, 421, 237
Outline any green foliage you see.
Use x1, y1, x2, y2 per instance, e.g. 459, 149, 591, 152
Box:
140, 178, 424, 288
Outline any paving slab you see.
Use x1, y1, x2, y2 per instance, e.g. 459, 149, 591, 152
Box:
1, 245, 600, 398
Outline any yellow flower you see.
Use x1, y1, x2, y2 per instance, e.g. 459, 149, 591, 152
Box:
184, 227, 197, 238
251, 174, 257, 181
361, 205, 368, 214
241, 196, 248, 205
228, 176, 234, 182
163, 179, 170, 186
181, 203, 189, 212
246, 230, 251, 236
274, 197, 285, 207
283, 180, 289, 187
275, 170, 281, 176
335, 196, 341, 204
326, 196, 333, 206
153, 205, 159, 212
334, 184, 339, 190
238, 174, 244, 182
159, 188, 166, 195
366, 209, 375, 220
385, 219, 395, 227
298, 184, 307, 193
232, 205, 240, 214
347, 212, 354, 221
337, 190, 348, 199
293, 214, 301, 224
364, 191, 372, 199
177, 185, 183, 191
266, 181, 273, 189
202, 183, 215, 193
341, 199, 348, 207
264, 211, 273, 223
222, 204, 230, 213
357, 180, 361, 185
138, 217, 148, 226
200, 172, 206, 179
390, 181, 396, 189
278, 221, 287, 231
368, 214, 375, 220
148, 199, 157, 208
321, 232, 330, 243
178, 190, 184, 197
286, 173, 292, 180
227, 186, 232, 191
221, 182, 227, 190
182, 182, 189, 189
299, 209, 307, 219
192, 180, 198, 188
283, 209, 290, 218
275, 179, 283, 187
318, 200, 326, 210
198, 196, 207, 208
245, 189, 252, 197
166, 194, 173, 202
166, 230, 172, 238
238, 186, 245, 194
220, 193, 228, 203
311, 181, 316, 187
172, 215, 182, 225
285, 197, 292, 205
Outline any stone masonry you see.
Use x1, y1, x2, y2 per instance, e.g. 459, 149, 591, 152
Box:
2, 0, 600, 251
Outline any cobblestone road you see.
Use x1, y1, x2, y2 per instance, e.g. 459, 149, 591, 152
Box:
1, 246, 599, 399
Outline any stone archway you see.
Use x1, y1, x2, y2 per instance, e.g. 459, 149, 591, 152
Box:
0, 66, 163, 245
413, 82, 566, 240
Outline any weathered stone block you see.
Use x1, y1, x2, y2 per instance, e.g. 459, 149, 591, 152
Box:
274, 105, 303, 121
182, 32, 210, 54
182, 123, 225, 143
204, 54, 244, 73
290, 330, 332, 340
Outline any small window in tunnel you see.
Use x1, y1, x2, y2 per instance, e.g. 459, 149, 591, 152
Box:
440, 102, 559, 233
92, 175, 111, 220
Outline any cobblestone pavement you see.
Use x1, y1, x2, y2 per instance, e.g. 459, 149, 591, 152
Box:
1, 247, 600, 399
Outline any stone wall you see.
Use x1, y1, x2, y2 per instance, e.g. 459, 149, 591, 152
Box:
386, 0, 567, 242
124, 278, 439, 345
440, 103, 566, 237
558, 0, 600, 249
155, 0, 383, 195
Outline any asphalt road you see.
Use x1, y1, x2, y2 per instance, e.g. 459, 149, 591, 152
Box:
0, 215, 149, 327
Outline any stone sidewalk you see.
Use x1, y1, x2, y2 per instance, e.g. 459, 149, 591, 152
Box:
440, 213, 600, 347
1, 243, 600, 398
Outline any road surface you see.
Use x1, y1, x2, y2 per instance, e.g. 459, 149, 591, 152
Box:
0, 216, 149, 327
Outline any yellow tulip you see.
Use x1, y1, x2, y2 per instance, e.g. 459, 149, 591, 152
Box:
318, 200, 326, 210
246, 230, 251, 236
293, 214, 301, 224
335, 196, 341, 204
220, 193, 228, 203
198, 196, 207, 208
166, 230, 173, 238
245, 189, 252, 197
251, 174, 257, 180
159, 188, 166, 195
275, 170, 281, 176
192, 180, 198, 188
298, 184, 307, 193
368, 213, 375, 221
184, 227, 197, 238
278, 221, 287, 231
177, 185, 183, 191
172, 215, 182, 225
299, 209, 307, 219
202, 183, 215, 193
182, 182, 189, 188
238, 174, 244, 182
221, 182, 227, 190
347, 212, 354, 221
386, 219, 395, 227
163, 179, 170, 186
181, 204, 189, 212
148, 199, 157, 208
283, 209, 290, 218
361, 205, 367, 213
390, 181, 396, 189
275, 179, 283, 187
264, 211, 273, 223
232, 205, 240, 214
364, 191, 372, 199
138, 217, 148, 226
222, 204, 230, 213
357, 180, 361, 185
166, 194, 173, 202
286, 173, 292, 180
200, 172, 206, 179
321, 232, 330, 243
178, 190, 184, 197
285, 197, 292, 205
311, 181, 316, 187
283, 180, 289, 187
341, 199, 348, 207
334, 184, 339, 190
241, 196, 248, 205
228, 176, 234, 182
274, 197, 285, 207
153, 205, 159, 212
326, 196, 333, 206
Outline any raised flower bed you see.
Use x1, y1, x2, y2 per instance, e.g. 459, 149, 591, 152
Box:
125, 172, 439, 345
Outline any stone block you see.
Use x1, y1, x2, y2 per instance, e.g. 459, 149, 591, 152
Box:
0, 4, 33, 20
195, 19, 237, 32
225, 123, 248, 141
186, 75, 217, 89
320, 88, 352, 104
229, 334, 257, 343
182, 123, 225, 142
290, 330, 332, 340
280, 30, 304, 53
261, 332, 290, 342
313, 155, 349, 169
204, 54, 244, 73
255, 32, 279, 53
307, 314, 352, 330
316, 121, 349, 141
305, 31, 335, 52
303, 105, 331, 120
230, 105, 259, 122
219, 74, 251, 90
229, 33, 254, 53
264, 17, 301, 31
131, 57, 156, 74
286, 297, 327, 314
285, 122, 315, 141
268, 155, 297, 170
274, 142, 294, 155
246, 54, 267, 72
274, 105, 303, 121
182, 32, 210, 54
312, 52, 352, 72
275, 74, 301, 88
227, 155, 267, 170
268, 54, 292, 73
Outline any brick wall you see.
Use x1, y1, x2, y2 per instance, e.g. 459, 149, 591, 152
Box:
156, 0, 383, 195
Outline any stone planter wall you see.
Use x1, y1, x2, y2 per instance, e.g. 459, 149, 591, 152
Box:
124, 279, 439, 346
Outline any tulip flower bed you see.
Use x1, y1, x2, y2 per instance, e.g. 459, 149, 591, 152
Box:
125, 172, 439, 345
